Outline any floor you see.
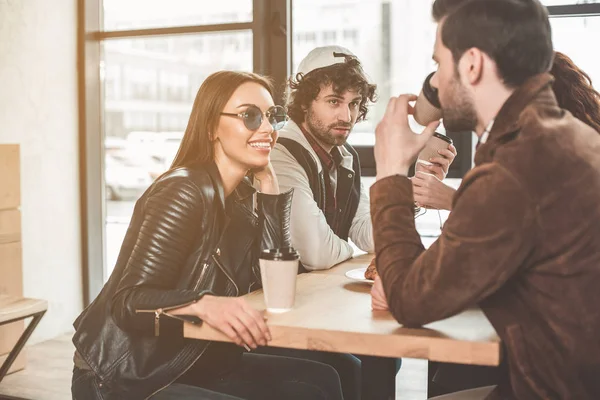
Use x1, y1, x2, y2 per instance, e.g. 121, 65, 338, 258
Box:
0, 335, 73, 400
0, 334, 429, 400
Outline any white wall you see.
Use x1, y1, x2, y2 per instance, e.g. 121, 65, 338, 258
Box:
0, 0, 82, 342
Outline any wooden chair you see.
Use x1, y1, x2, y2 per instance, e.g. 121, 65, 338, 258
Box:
0, 295, 47, 384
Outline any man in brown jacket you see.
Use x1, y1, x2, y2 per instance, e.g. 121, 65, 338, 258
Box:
370, 0, 600, 399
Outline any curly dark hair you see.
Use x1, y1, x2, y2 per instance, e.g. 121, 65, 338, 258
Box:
551, 51, 600, 134
286, 58, 377, 124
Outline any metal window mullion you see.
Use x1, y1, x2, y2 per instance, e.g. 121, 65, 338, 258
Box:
79, 0, 104, 306
547, 4, 600, 17
253, 0, 268, 75
95, 22, 255, 40
253, 0, 291, 105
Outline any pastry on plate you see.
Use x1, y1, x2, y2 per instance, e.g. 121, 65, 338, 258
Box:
364, 257, 378, 280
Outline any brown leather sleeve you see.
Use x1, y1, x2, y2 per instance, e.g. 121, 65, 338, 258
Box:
370, 166, 537, 327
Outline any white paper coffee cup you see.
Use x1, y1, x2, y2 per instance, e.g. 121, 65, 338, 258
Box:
259, 248, 300, 313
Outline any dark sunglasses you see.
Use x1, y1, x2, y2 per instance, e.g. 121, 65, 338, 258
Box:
221, 105, 288, 131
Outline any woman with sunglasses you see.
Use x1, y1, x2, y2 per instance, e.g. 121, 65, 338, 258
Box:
71, 71, 344, 400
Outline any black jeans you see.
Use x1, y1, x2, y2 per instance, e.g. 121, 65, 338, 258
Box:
72, 353, 343, 400
255, 346, 401, 400
428, 362, 505, 397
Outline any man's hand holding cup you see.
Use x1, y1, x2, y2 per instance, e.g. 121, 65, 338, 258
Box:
374, 94, 440, 180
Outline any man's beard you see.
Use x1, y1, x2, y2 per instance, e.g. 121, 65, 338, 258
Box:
305, 108, 353, 147
441, 74, 478, 132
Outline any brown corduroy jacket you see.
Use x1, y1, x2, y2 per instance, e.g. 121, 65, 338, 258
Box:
371, 74, 600, 399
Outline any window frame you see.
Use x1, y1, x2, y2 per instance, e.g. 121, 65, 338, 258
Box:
547, 3, 600, 17
78, 0, 291, 305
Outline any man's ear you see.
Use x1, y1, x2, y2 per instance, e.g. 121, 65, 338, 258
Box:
459, 48, 484, 86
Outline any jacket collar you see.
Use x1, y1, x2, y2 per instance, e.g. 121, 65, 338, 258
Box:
279, 120, 319, 161
232, 177, 256, 203
279, 119, 355, 171
475, 73, 555, 165
204, 161, 255, 205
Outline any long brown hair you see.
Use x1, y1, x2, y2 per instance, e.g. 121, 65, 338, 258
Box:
170, 71, 274, 169
551, 51, 600, 133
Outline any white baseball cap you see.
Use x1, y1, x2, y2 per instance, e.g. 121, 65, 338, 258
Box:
296, 45, 358, 76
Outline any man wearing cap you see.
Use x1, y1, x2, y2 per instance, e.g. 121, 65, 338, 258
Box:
260, 46, 454, 400
271, 45, 454, 272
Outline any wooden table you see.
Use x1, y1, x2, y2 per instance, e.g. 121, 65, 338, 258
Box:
185, 254, 501, 366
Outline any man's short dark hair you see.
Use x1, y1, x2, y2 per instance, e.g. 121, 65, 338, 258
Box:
433, 0, 554, 88
286, 59, 377, 124
432, 0, 471, 21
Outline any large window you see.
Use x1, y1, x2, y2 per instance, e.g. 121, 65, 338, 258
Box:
292, 0, 450, 239
293, 0, 437, 146
103, 32, 253, 276
551, 16, 600, 84
78, 1, 269, 287
82, 0, 600, 301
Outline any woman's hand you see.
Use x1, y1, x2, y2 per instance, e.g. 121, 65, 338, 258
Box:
253, 162, 280, 195
415, 144, 458, 180
194, 295, 272, 349
412, 171, 456, 211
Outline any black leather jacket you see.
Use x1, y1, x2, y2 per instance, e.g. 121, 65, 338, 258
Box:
72, 161, 292, 399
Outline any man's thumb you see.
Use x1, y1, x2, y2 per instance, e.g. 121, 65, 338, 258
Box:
420, 120, 440, 146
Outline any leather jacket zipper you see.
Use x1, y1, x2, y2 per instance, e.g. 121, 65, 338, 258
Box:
136, 299, 198, 336
193, 263, 210, 292
137, 296, 212, 398
135, 259, 210, 336
212, 253, 240, 296
144, 256, 238, 398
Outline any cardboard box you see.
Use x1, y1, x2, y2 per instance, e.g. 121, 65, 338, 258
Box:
0, 209, 21, 246
0, 242, 25, 374
0, 144, 25, 374
0, 145, 20, 211
0, 242, 23, 297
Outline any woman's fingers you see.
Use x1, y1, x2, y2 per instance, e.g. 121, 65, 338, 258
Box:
430, 156, 450, 168
242, 302, 272, 342
421, 163, 446, 179
411, 176, 425, 187
448, 144, 458, 156
219, 322, 244, 347
238, 309, 268, 347
229, 315, 258, 349
437, 148, 455, 160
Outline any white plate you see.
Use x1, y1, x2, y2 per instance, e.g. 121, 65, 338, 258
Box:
345, 267, 374, 284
